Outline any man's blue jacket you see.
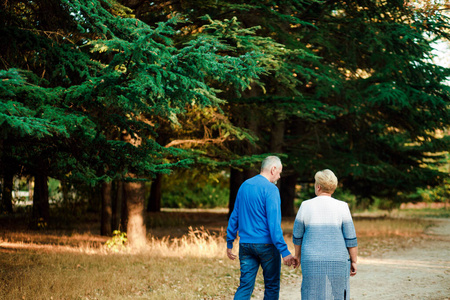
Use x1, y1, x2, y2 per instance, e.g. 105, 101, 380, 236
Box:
226, 174, 291, 258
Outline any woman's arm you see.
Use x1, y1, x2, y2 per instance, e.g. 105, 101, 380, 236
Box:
348, 246, 358, 276
293, 244, 301, 269
292, 204, 304, 269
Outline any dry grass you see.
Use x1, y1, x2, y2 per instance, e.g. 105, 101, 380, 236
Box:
353, 217, 434, 257
0, 208, 444, 299
281, 214, 437, 258
0, 250, 240, 299
0, 226, 240, 300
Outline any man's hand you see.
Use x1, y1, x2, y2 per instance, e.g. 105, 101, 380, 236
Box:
227, 248, 237, 260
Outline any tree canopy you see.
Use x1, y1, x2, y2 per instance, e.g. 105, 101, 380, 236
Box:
141, 0, 450, 210
0, 0, 272, 185
1, 0, 449, 224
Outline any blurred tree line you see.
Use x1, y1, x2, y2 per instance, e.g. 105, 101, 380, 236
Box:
1, 0, 449, 247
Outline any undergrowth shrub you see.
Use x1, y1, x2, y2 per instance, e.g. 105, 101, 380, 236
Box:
161, 170, 229, 208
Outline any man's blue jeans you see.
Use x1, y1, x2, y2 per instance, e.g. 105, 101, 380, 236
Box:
234, 243, 281, 300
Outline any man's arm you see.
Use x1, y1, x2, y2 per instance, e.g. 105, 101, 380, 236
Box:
226, 208, 239, 249
226, 209, 239, 260
266, 188, 291, 258
226, 191, 240, 260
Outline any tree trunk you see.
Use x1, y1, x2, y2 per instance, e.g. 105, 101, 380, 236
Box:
269, 113, 294, 215
228, 168, 245, 218
32, 174, 49, 222
121, 130, 147, 248
270, 117, 285, 156
119, 181, 128, 232
101, 182, 112, 236
147, 174, 162, 212
227, 101, 261, 217
124, 180, 147, 249
87, 185, 102, 213
61, 181, 70, 204
111, 180, 123, 231
28, 179, 33, 206
1, 172, 14, 213
280, 173, 298, 217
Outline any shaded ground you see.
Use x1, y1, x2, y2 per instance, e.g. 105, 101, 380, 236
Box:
255, 218, 450, 300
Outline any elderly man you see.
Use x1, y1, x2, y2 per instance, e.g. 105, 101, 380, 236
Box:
226, 156, 295, 300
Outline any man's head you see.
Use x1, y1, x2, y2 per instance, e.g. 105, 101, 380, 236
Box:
260, 156, 282, 183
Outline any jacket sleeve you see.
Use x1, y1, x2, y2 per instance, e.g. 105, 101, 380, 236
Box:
266, 187, 291, 258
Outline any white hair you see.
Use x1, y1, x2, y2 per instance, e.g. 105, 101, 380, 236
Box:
314, 169, 338, 193
261, 156, 282, 172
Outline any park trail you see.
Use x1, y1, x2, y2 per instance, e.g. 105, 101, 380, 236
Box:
254, 218, 450, 300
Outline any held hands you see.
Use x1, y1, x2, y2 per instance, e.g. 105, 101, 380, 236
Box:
227, 249, 300, 269
283, 254, 300, 269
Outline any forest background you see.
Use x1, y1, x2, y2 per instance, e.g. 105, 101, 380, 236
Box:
0, 0, 449, 249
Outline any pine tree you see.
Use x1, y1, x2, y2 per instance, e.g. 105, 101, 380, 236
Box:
0, 0, 272, 242
283, 0, 450, 207
129, 0, 450, 212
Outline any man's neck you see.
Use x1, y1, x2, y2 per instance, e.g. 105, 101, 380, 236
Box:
260, 172, 273, 183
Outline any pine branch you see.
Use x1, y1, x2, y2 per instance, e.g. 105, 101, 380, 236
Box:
165, 137, 228, 148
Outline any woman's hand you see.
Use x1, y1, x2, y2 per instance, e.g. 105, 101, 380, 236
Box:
350, 261, 357, 276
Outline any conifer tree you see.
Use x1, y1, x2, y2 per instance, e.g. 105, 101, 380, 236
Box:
130, 0, 450, 213
0, 0, 272, 242
283, 0, 450, 207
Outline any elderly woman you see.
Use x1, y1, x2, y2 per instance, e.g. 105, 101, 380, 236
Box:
293, 169, 358, 300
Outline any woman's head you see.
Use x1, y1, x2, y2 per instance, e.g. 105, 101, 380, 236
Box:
314, 169, 338, 193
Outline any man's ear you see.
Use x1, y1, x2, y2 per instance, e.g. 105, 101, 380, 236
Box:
271, 166, 277, 174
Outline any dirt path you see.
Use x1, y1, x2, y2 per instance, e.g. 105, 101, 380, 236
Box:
256, 218, 450, 299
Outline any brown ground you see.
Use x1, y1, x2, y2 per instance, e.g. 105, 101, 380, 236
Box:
1, 209, 449, 299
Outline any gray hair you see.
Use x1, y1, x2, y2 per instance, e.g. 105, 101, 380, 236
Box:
261, 156, 282, 172
314, 169, 338, 193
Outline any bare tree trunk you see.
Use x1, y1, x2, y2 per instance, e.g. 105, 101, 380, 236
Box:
269, 113, 296, 216
270, 117, 285, 156
228, 168, 244, 218
87, 185, 102, 213
101, 182, 112, 236
61, 180, 70, 204
32, 174, 49, 223
111, 180, 123, 231
227, 101, 261, 217
119, 181, 128, 232
124, 180, 147, 249
28, 179, 33, 206
1, 172, 13, 213
120, 130, 147, 248
147, 174, 162, 212
279, 174, 297, 217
